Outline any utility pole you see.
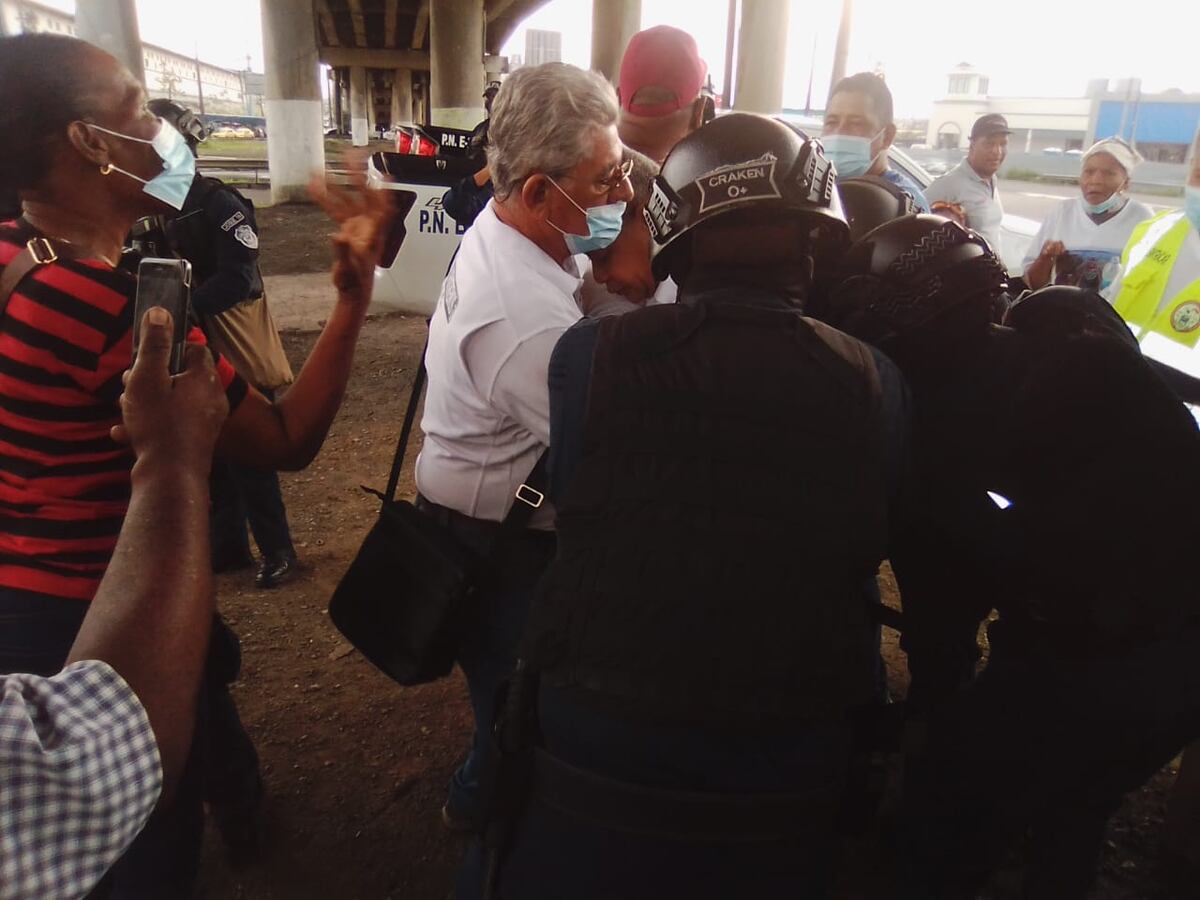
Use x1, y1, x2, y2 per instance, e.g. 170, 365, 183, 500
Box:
803, 34, 817, 115
721, 0, 736, 109
194, 54, 206, 115
829, 0, 853, 97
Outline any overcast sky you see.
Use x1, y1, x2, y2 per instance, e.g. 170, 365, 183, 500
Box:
40, 0, 1198, 118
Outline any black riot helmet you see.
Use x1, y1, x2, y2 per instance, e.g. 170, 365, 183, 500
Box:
147, 98, 207, 155
837, 175, 917, 243
645, 112, 849, 285
827, 213, 1009, 352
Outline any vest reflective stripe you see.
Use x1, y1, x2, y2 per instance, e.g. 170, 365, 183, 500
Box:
1113, 210, 1200, 346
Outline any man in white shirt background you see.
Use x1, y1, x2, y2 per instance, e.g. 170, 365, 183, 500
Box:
414, 62, 633, 834
925, 113, 1011, 253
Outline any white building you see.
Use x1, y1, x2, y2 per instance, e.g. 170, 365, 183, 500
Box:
0, 0, 263, 117
524, 29, 561, 68
926, 64, 1200, 163
927, 64, 1091, 153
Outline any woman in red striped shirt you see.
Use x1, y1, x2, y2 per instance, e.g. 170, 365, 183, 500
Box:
0, 33, 393, 894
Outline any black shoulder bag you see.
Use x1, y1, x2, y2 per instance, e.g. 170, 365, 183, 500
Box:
328, 347, 548, 686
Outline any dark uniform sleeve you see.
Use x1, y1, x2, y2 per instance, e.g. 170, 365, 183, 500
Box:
192, 188, 261, 317
547, 317, 602, 504
441, 177, 494, 230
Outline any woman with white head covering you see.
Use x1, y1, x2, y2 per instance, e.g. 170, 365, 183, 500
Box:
1022, 137, 1155, 292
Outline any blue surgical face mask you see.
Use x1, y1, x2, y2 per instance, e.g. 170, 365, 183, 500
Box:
547, 178, 626, 254
89, 117, 196, 211
1185, 186, 1200, 234
822, 130, 885, 179
1082, 190, 1127, 216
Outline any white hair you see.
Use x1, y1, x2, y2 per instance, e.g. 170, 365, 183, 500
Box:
487, 62, 619, 200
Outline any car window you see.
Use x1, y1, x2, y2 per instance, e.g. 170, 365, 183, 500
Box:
886, 149, 931, 191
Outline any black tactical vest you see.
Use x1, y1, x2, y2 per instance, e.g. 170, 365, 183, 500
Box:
524, 293, 890, 731
166, 176, 264, 298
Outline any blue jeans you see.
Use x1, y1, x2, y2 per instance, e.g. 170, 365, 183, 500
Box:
444, 531, 556, 822
459, 684, 854, 900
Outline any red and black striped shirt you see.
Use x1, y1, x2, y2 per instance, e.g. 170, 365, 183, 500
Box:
0, 220, 247, 601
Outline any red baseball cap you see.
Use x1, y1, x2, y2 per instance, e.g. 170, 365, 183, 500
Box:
618, 26, 707, 118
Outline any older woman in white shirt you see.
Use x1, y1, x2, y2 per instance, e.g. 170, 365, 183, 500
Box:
1022, 137, 1155, 293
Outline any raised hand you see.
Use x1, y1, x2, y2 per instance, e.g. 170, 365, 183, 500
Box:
309, 150, 397, 308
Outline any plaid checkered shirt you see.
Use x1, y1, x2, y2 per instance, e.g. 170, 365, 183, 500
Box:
0, 660, 162, 899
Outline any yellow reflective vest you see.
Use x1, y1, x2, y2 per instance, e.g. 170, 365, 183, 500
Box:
1112, 209, 1200, 347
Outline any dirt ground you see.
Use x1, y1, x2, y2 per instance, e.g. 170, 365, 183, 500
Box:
191, 212, 1185, 899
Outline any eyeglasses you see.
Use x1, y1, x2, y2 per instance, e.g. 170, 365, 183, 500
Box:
558, 158, 633, 197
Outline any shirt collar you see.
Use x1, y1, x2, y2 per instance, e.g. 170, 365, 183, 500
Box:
476, 202, 584, 297
958, 159, 995, 188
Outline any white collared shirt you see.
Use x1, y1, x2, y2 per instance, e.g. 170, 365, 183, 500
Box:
416, 202, 584, 523
925, 159, 1004, 252
1020, 196, 1156, 294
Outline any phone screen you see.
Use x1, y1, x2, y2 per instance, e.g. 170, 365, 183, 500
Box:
134, 258, 191, 373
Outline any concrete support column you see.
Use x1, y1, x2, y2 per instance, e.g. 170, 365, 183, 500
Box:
392, 69, 414, 127
367, 74, 378, 135
76, 0, 145, 85
733, 0, 789, 114
261, 0, 326, 204
350, 65, 370, 146
333, 69, 344, 132
430, 0, 485, 129
590, 0, 641, 84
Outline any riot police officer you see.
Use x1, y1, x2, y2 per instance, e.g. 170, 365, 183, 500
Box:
469, 113, 909, 900
827, 215, 1200, 899
146, 99, 298, 589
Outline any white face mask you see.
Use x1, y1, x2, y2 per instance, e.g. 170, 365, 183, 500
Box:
88, 117, 196, 210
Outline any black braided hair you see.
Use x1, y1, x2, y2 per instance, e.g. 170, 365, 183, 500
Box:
0, 33, 99, 195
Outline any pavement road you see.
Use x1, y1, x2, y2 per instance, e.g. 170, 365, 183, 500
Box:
999, 180, 1180, 224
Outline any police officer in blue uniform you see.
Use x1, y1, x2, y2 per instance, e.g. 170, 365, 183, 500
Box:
827, 215, 1200, 898
143, 99, 280, 861
467, 113, 909, 900
147, 99, 298, 589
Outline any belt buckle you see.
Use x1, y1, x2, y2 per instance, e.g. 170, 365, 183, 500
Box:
514, 484, 544, 509
26, 238, 57, 265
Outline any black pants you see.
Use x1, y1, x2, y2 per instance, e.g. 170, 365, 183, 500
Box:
898, 622, 1200, 899
211, 389, 295, 563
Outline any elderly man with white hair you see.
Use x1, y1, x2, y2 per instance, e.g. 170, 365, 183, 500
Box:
413, 62, 633, 833
1022, 137, 1154, 292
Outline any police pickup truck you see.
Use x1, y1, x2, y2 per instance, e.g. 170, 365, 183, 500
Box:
367, 124, 1038, 317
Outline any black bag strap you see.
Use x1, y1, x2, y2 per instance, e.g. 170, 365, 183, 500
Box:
384, 343, 427, 502
379, 334, 550, 531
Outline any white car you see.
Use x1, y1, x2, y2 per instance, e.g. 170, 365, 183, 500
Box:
367, 141, 1038, 316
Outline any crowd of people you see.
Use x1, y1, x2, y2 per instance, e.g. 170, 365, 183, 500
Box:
1, 20, 1199, 900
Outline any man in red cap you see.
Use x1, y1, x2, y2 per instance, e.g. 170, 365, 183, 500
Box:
617, 25, 711, 164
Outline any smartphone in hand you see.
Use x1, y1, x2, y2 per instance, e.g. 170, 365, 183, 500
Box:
134, 258, 192, 374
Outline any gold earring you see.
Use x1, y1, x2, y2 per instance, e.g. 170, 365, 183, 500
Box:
100, 164, 113, 175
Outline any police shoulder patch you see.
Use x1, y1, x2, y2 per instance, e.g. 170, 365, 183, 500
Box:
233, 223, 259, 249
220, 211, 245, 232
694, 153, 781, 215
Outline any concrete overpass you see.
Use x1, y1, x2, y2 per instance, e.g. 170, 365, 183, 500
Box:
80, 0, 791, 205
